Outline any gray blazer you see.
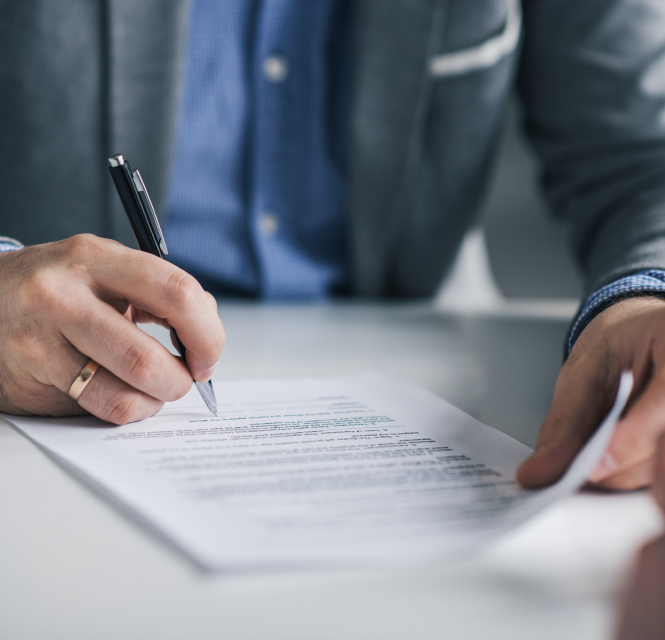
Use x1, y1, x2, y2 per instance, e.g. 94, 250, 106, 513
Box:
2, 0, 665, 297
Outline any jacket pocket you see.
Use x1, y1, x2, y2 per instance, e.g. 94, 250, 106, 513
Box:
429, 0, 521, 78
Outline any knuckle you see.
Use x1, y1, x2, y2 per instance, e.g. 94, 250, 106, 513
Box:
19, 269, 65, 314
165, 270, 201, 309
106, 393, 146, 425
123, 343, 159, 382
65, 233, 105, 259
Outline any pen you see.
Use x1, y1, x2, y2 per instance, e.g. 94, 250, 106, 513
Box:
108, 153, 218, 416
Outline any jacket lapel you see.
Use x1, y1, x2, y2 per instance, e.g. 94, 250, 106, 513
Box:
349, 0, 449, 295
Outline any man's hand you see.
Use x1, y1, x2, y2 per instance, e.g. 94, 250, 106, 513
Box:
518, 296, 665, 490
0, 234, 225, 424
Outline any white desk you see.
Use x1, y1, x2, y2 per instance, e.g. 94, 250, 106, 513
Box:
1, 302, 661, 640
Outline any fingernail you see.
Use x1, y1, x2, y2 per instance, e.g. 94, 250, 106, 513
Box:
589, 452, 617, 483
197, 361, 218, 383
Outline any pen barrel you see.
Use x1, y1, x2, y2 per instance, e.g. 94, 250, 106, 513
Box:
108, 164, 164, 257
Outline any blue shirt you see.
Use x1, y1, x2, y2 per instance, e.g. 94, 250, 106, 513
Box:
165, 0, 353, 298
159, 0, 665, 351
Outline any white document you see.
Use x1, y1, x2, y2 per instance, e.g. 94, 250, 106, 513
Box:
2, 370, 632, 571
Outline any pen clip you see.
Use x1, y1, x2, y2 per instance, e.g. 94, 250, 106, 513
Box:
132, 170, 168, 256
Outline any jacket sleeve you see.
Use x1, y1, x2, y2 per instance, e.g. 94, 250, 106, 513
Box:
518, 0, 665, 296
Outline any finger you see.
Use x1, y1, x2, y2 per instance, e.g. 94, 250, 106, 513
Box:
590, 370, 665, 485
129, 298, 219, 364
0, 363, 86, 418
517, 350, 616, 488
590, 458, 653, 491
76, 366, 164, 425
14, 332, 161, 423
58, 293, 193, 402
83, 242, 225, 379
125, 305, 172, 330
205, 291, 218, 310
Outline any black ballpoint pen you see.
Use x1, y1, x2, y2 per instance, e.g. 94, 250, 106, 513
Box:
108, 153, 218, 415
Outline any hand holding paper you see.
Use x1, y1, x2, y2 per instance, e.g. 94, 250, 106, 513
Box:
519, 296, 663, 490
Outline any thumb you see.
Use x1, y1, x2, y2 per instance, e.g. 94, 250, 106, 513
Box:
517, 354, 615, 488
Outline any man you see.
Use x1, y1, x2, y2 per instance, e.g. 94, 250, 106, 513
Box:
1, 0, 665, 491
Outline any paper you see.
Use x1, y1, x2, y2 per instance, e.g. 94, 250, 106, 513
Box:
2, 370, 632, 571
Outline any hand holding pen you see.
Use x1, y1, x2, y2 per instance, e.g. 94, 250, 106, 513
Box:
0, 233, 225, 423
108, 154, 221, 415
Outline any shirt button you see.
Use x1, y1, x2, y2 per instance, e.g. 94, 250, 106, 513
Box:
258, 211, 279, 237
263, 56, 288, 82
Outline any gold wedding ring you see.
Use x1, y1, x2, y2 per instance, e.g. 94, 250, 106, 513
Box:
68, 359, 100, 401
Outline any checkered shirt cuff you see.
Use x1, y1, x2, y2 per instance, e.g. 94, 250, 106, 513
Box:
567, 270, 665, 355
0, 236, 23, 253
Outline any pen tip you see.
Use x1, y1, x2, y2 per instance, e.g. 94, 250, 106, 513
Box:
193, 379, 217, 415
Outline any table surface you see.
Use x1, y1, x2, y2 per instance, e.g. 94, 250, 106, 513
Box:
1, 302, 662, 640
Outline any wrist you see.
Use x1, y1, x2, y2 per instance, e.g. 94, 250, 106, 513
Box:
567, 271, 665, 356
